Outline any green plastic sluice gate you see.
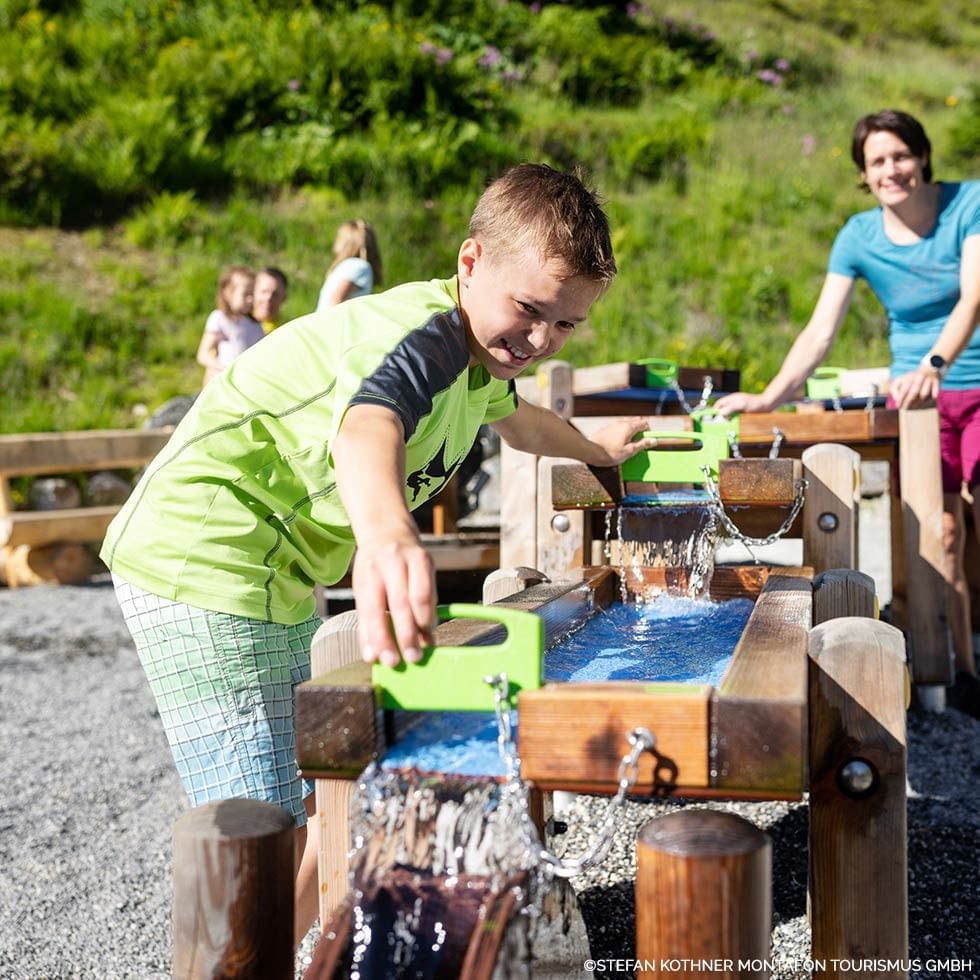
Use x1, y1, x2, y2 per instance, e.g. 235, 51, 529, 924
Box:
372, 603, 544, 712
620, 429, 730, 485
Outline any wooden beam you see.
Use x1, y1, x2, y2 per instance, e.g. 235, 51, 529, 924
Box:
518, 682, 712, 792
420, 533, 499, 571
482, 566, 549, 605
802, 443, 860, 573
0, 427, 174, 477
0, 505, 120, 548
898, 407, 951, 685
813, 569, 877, 625
738, 411, 875, 445
808, 617, 907, 973
718, 457, 801, 505
308, 612, 363, 928
712, 573, 812, 793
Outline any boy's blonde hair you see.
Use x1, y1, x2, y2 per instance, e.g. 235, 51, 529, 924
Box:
329, 219, 383, 286
468, 164, 616, 284
215, 265, 255, 317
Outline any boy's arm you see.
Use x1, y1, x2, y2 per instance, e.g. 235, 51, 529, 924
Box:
491, 398, 658, 466
331, 404, 436, 667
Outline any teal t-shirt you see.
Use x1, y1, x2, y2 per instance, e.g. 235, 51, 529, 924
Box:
101, 277, 518, 623
827, 180, 980, 389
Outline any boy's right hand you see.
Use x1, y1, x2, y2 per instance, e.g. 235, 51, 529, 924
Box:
352, 530, 436, 668
711, 392, 773, 418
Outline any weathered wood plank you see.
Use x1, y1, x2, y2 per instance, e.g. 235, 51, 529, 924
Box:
738, 411, 874, 445
0, 504, 120, 548
712, 573, 812, 793
518, 682, 711, 792
0, 427, 174, 476
812, 569, 877, 625
718, 457, 802, 505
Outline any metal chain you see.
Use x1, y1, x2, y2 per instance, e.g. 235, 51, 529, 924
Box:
484, 672, 655, 879
701, 465, 808, 548
768, 426, 784, 459
670, 375, 714, 416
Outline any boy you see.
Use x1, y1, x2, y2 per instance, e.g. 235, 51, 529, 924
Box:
102, 163, 655, 940
253, 266, 289, 333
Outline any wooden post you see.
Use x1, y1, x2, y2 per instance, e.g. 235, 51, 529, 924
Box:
501, 363, 574, 571
898, 407, 952, 685
482, 566, 549, 605
808, 617, 907, 974
172, 798, 294, 980
887, 446, 908, 631
812, 569, 877, 626
635, 809, 772, 978
801, 443, 860, 574
311, 611, 361, 928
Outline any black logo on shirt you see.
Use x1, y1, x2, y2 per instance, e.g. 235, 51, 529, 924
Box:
407, 439, 465, 503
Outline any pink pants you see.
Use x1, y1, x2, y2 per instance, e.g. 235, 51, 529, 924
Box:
889, 388, 980, 493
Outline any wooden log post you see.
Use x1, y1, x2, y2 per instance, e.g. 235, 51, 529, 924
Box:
172, 798, 294, 980
808, 617, 907, 974
310, 611, 362, 929
801, 443, 860, 574
897, 407, 952, 686
635, 809, 772, 978
812, 569, 877, 626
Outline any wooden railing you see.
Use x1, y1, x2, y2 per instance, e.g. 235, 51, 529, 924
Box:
0, 427, 173, 586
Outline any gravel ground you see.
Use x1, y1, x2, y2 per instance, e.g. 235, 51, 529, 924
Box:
2, 492, 978, 979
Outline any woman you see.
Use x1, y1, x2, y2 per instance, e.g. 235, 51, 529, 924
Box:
715, 109, 980, 710
315, 218, 383, 311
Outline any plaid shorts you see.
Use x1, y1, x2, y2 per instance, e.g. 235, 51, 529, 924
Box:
113, 577, 319, 825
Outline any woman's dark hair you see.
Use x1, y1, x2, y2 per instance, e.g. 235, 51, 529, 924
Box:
851, 110, 932, 185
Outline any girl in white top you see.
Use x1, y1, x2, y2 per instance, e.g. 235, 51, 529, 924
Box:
315, 219, 384, 311
196, 266, 265, 386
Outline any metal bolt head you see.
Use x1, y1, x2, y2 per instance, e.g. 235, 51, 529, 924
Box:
817, 511, 839, 533
551, 514, 571, 533
838, 758, 876, 797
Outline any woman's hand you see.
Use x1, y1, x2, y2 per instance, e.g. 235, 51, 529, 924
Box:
711, 392, 774, 418
587, 417, 660, 467
889, 368, 939, 409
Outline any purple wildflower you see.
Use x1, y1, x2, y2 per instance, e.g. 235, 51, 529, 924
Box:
419, 41, 435, 54
801, 134, 816, 156
529, 2, 541, 12
287, 78, 300, 92
479, 46, 502, 68
782, 102, 795, 115
435, 47, 453, 65
775, 57, 791, 72
757, 68, 783, 86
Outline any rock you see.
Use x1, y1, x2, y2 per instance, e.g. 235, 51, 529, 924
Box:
28, 478, 81, 511
142, 395, 195, 429
86, 472, 133, 506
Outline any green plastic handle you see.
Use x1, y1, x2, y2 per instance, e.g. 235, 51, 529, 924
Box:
372, 603, 543, 712
621, 430, 729, 484
637, 357, 678, 387
805, 366, 844, 399
693, 409, 740, 440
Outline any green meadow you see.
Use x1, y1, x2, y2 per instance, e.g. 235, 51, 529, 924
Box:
1, 0, 978, 433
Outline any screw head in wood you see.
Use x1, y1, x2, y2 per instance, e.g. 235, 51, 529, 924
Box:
837, 758, 876, 797
817, 511, 839, 532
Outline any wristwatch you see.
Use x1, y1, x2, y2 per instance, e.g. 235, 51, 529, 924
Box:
920, 352, 948, 379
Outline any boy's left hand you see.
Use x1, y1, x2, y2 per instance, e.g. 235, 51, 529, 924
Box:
587, 417, 659, 467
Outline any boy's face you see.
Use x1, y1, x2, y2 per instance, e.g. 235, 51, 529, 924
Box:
253, 272, 286, 322
457, 239, 602, 380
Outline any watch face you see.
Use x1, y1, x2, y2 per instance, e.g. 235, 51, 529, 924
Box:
929, 354, 946, 370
